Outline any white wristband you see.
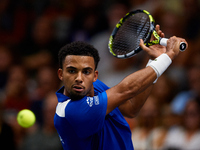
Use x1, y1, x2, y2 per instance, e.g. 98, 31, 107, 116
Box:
146, 59, 157, 83
147, 53, 172, 82
146, 59, 153, 67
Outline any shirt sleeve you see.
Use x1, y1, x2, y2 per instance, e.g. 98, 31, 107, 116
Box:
65, 91, 107, 138
93, 79, 110, 92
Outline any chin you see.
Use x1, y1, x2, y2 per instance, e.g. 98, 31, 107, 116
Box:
70, 93, 85, 101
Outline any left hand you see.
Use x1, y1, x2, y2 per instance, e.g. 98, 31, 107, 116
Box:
139, 25, 166, 59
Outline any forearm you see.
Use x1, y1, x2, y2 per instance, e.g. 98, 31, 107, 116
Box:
106, 66, 157, 115
119, 84, 153, 118
119, 66, 156, 99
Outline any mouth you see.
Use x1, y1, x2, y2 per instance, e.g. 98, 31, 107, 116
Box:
72, 85, 84, 92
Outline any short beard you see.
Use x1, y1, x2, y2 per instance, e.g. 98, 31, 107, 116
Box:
69, 92, 85, 101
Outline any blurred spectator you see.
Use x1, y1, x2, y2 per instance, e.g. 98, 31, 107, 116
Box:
182, 0, 200, 40
150, 74, 178, 106
18, 15, 60, 74
2, 64, 31, 149
130, 0, 162, 15
20, 92, 63, 150
156, 10, 183, 39
98, 57, 138, 87
3, 65, 30, 112
0, 100, 16, 150
24, 0, 50, 17
0, 45, 13, 91
131, 96, 164, 150
69, 0, 108, 42
171, 52, 200, 115
0, 0, 29, 46
163, 99, 200, 150
30, 66, 61, 126
30, 66, 60, 100
52, 0, 76, 46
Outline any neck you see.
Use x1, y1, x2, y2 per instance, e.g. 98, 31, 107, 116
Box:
86, 85, 95, 97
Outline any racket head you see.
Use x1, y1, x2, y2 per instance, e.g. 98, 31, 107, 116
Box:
108, 9, 155, 58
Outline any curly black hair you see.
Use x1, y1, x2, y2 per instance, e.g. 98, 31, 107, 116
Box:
58, 41, 100, 70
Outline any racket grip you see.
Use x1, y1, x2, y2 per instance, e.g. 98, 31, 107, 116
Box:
160, 38, 186, 51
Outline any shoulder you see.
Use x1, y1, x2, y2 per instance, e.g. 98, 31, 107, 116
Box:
93, 79, 110, 94
57, 92, 107, 121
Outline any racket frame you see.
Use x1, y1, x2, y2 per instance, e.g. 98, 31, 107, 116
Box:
108, 9, 156, 58
108, 9, 186, 59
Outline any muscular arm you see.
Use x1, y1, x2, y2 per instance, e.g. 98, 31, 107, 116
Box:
106, 66, 156, 116
118, 84, 153, 118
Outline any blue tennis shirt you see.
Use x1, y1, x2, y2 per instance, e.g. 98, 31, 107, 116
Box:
54, 79, 134, 150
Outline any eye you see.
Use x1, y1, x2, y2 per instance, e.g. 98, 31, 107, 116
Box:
83, 70, 91, 75
68, 69, 76, 74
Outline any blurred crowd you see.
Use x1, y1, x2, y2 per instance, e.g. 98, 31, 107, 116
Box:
0, 0, 200, 150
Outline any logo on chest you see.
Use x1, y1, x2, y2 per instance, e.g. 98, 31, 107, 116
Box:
86, 96, 99, 107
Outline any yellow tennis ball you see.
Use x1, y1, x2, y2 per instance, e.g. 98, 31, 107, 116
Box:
17, 109, 36, 128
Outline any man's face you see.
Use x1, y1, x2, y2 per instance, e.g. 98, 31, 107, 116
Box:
58, 55, 98, 100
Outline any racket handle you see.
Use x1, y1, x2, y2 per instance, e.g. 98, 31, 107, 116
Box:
160, 38, 186, 52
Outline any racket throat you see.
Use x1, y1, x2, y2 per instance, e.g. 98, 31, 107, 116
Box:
146, 30, 160, 47
159, 38, 168, 47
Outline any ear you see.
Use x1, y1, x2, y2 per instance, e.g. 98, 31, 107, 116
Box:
58, 68, 63, 81
93, 70, 98, 82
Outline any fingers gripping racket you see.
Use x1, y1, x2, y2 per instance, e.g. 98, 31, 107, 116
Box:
108, 9, 187, 58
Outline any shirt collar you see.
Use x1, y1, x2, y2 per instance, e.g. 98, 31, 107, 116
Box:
56, 86, 69, 102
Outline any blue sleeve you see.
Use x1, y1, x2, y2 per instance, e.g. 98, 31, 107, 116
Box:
65, 91, 107, 138
93, 79, 110, 93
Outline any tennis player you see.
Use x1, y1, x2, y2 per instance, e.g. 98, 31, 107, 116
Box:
54, 25, 187, 150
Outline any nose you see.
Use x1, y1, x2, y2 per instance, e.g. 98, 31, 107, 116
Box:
75, 72, 83, 83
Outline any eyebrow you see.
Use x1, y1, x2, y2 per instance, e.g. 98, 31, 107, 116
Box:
66, 66, 77, 70
66, 66, 93, 71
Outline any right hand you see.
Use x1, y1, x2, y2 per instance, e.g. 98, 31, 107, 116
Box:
165, 36, 188, 60
140, 25, 166, 59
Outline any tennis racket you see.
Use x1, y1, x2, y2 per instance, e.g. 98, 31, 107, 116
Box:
108, 9, 187, 58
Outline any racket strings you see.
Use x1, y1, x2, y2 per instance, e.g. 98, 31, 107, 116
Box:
112, 13, 150, 56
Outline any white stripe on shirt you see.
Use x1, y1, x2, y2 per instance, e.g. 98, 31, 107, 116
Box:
56, 100, 71, 117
